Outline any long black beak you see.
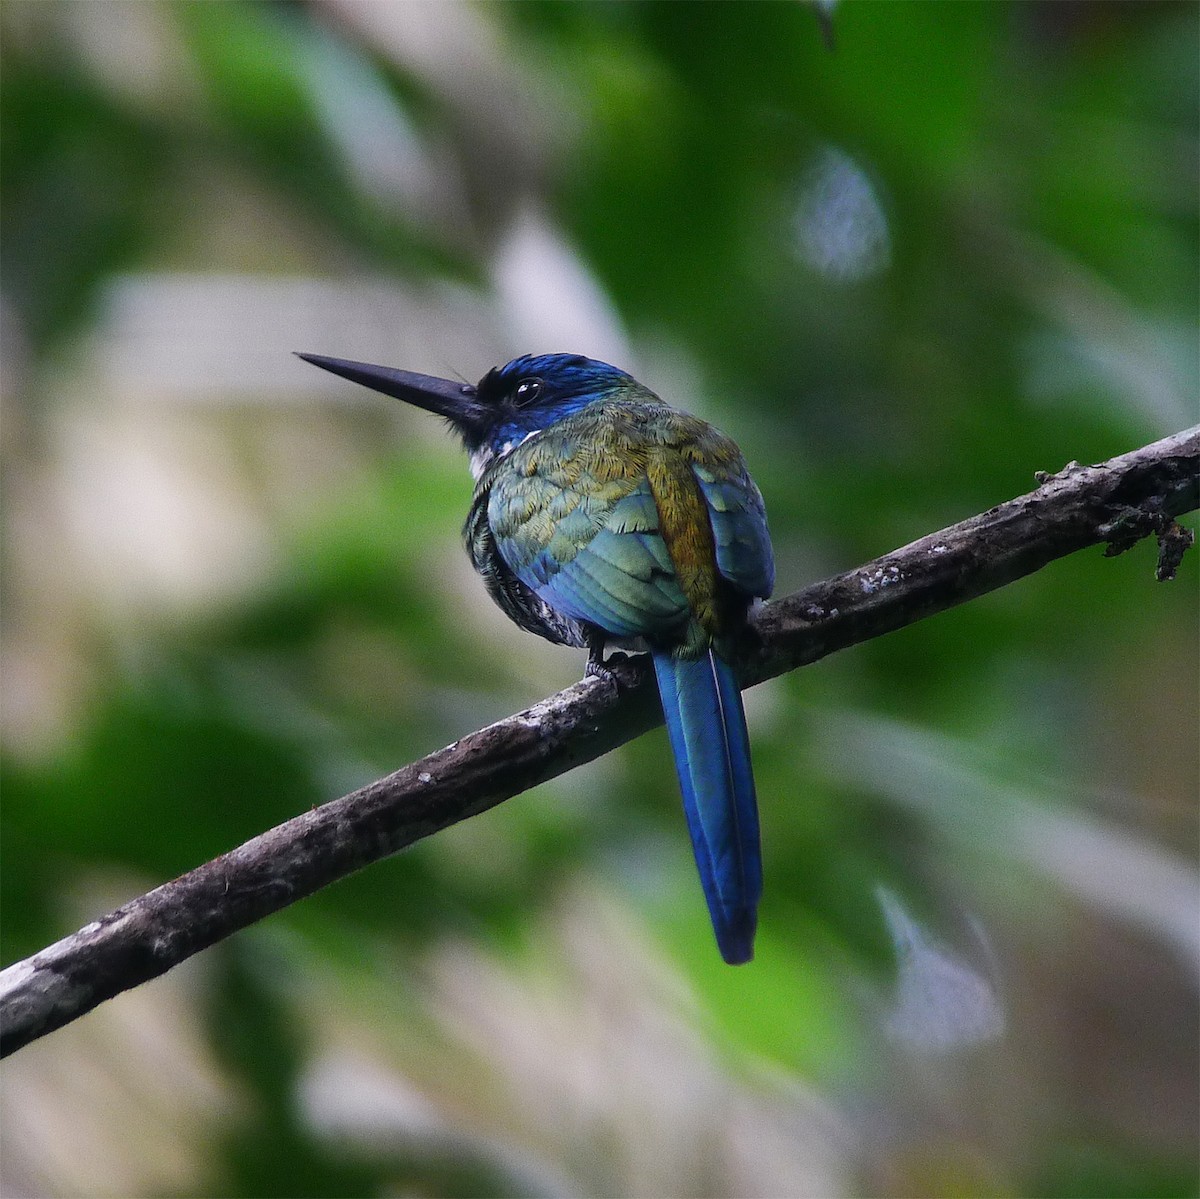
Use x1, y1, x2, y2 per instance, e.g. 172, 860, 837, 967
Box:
296, 353, 481, 424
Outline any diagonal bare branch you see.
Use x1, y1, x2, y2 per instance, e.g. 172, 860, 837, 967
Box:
2, 427, 1196, 1058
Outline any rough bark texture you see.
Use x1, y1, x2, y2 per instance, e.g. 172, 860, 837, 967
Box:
2, 426, 1196, 1058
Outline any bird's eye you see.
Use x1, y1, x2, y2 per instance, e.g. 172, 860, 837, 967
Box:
513, 377, 543, 405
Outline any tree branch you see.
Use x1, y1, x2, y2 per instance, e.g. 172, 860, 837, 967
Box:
3, 428, 1196, 1057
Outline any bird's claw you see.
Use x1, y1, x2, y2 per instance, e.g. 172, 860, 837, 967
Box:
585, 649, 637, 687
585, 656, 615, 683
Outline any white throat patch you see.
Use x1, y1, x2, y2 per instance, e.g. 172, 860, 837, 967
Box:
469, 428, 542, 480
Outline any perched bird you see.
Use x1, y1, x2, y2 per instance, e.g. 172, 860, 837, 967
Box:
298, 351, 775, 963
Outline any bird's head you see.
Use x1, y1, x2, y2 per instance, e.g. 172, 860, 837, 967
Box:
297, 351, 648, 467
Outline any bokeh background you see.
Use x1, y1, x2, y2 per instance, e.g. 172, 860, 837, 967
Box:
2, 2, 1197, 1196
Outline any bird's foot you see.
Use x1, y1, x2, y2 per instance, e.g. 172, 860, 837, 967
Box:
585, 646, 638, 688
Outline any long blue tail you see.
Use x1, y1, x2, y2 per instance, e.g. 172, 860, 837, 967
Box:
652, 649, 762, 964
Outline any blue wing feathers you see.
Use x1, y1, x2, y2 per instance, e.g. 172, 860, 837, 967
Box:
691, 467, 775, 598
539, 564, 641, 635
653, 650, 762, 964
536, 534, 687, 636
607, 488, 660, 533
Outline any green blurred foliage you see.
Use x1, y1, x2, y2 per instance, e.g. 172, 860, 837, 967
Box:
1, 2, 1196, 1197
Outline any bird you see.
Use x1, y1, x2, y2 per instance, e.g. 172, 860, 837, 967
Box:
297, 350, 775, 964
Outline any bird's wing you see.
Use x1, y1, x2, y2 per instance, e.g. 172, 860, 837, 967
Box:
464, 486, 588, 647
689, 461, 775, 600
487, 437, 690, 641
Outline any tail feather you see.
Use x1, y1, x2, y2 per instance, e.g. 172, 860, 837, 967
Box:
653, 649, 762, 964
